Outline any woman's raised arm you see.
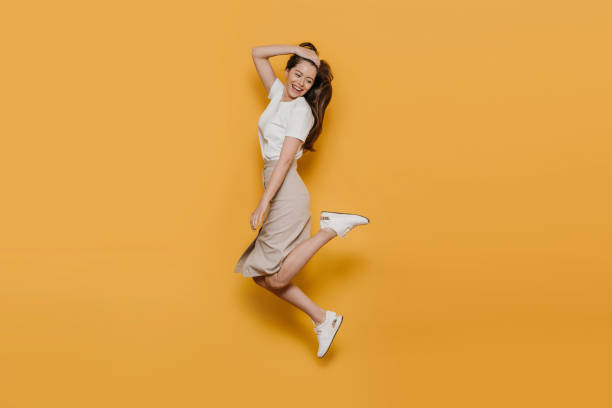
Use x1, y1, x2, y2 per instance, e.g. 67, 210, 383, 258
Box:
251, 45, 299, 94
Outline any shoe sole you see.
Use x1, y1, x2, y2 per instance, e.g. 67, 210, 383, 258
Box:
318, 315, 343, 358
320, 211, 370, 223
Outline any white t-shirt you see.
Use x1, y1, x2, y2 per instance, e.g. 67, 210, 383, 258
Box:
257, 77, 315, 161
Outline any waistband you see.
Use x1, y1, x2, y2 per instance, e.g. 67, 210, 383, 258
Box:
263, 158, 298, 169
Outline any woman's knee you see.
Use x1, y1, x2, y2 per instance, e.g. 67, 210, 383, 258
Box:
264, 274, 289, 290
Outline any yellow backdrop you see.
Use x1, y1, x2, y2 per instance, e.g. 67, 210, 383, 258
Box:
1, 0, 610, 407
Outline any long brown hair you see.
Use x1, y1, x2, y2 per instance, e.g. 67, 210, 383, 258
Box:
285, 42, 333, 153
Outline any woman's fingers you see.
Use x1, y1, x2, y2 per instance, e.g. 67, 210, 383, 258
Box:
297, 47, 320, 67
309, 52, 319, 66
250, 212, 261, 230
251, 205, 267, 230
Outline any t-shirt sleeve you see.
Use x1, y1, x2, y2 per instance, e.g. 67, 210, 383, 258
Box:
285, 104, 315, 142
268, 77, 283, 100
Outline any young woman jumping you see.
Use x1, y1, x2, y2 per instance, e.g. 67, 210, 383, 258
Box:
234, 42, 370, 358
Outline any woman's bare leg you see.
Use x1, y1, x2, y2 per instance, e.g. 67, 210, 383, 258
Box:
253, 227, 337, 325
253, 279, 326, 325
264, 227, 337, 290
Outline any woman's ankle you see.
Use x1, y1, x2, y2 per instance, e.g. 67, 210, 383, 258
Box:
312, 309, 327, 326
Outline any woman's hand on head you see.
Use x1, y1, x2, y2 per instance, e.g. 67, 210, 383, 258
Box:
295, 47, 320, 68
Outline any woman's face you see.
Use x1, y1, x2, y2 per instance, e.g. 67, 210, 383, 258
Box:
285, 61, 318, 98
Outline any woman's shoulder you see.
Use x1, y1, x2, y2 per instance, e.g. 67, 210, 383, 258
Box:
287, 99, 314, 126
268, 77, 284, 99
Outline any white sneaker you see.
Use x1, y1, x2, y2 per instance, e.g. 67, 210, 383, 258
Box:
312, 310, 343, 358
320, 211, 370, 238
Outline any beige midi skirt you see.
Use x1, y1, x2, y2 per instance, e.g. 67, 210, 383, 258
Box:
234, 159, 312, 278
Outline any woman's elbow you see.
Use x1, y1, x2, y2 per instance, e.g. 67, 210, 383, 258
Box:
252, 47, 263, 58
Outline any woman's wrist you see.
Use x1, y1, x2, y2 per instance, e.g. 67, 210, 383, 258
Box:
259, 195, 270, 208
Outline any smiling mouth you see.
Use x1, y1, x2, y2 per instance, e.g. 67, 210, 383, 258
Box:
292, 84, 302, 92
